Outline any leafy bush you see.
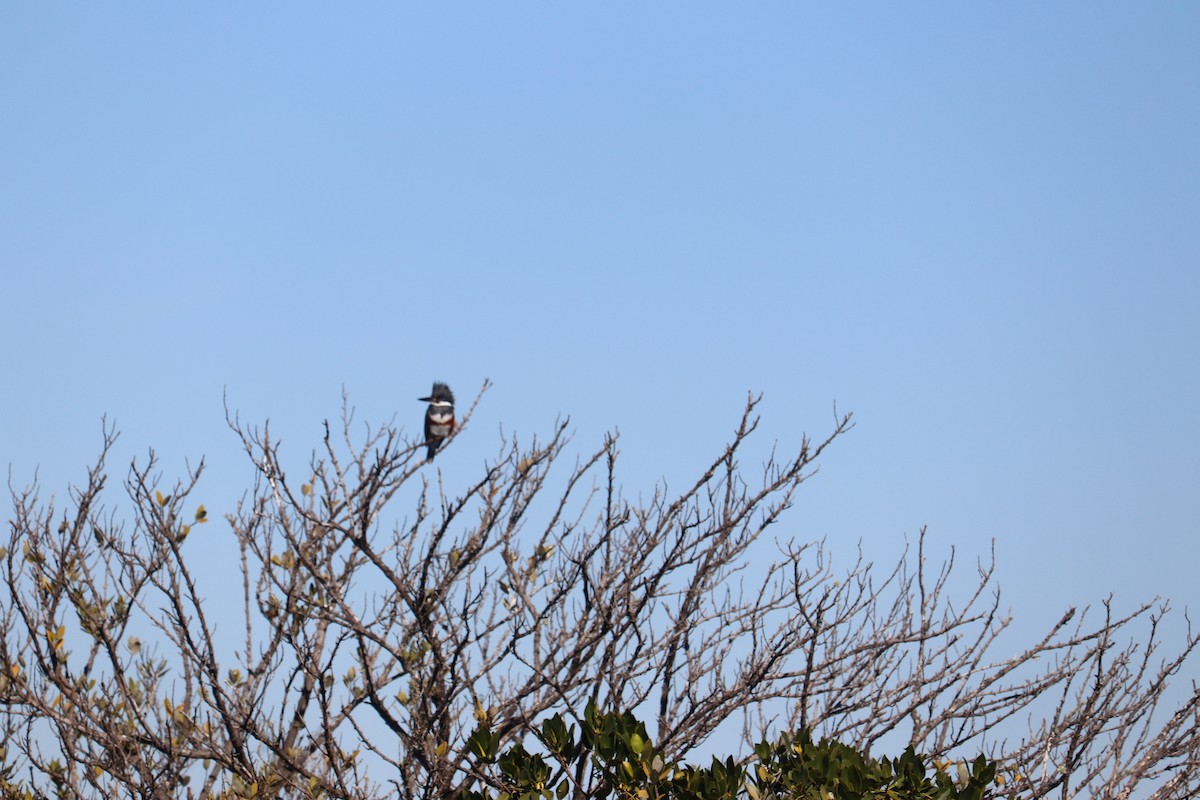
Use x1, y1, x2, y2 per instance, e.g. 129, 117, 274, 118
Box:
463, 702, 996, 800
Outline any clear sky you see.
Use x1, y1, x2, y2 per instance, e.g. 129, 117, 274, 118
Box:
2, 2, 1198, 718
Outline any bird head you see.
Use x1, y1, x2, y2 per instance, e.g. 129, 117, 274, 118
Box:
418, 382, 455, 405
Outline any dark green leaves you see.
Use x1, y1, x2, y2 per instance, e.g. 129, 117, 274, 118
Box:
462, 706, 999, 800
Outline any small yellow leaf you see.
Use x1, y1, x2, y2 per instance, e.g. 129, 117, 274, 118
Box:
155, 490, 165, 507
46, 624, 66, 650
301, 484, 312, 496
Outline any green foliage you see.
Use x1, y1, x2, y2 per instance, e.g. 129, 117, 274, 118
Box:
748, 730, 995, 800
462, 704, 997, 800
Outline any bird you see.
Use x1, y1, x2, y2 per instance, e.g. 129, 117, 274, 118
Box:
418, 382, 456, 460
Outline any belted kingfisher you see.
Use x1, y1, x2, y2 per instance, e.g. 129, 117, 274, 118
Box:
418, 382, 456, 460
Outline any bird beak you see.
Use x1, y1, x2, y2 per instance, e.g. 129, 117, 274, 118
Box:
418, 396, 432, 402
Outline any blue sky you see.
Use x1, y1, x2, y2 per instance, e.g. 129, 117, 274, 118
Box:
2, 1, 1198, 707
